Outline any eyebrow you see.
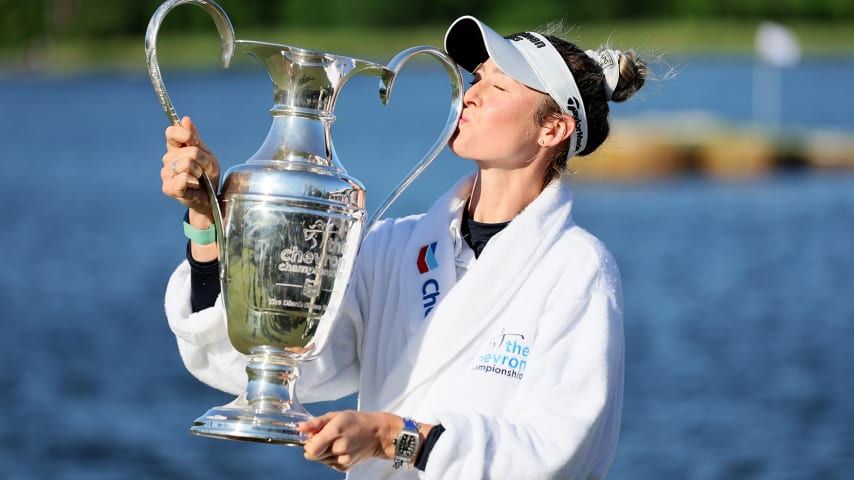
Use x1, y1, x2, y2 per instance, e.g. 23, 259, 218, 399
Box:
472, 62, 507, 79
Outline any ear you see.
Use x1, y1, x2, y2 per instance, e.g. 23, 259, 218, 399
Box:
538, 114, 575, 148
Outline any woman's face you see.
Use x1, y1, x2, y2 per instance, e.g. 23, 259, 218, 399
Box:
449, 58, 545, 167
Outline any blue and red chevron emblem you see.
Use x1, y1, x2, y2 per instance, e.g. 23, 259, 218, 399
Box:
417, 242, 438, 274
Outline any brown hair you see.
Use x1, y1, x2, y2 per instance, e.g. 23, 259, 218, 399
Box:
530, 34, 648, 185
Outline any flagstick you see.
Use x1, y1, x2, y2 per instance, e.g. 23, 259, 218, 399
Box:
753, 60, 782, 133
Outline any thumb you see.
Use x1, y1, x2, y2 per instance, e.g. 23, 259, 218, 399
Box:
297, 412, 335, 434
180, 116, 205, 148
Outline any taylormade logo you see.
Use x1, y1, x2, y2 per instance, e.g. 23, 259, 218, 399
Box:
506, 32, 546, 48
566, 96, 584, 152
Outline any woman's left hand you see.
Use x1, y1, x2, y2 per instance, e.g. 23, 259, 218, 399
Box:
299, 410, 400, 472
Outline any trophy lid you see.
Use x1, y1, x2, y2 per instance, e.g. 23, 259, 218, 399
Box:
237, 40, 391, 116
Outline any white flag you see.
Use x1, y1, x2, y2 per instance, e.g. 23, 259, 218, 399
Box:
756, 21, 801, 68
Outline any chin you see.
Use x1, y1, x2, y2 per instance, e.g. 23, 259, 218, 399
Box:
448, 131, 470, 158
448, 136, 461, 155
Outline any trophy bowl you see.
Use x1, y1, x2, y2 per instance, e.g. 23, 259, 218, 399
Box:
188, 161, 367, 445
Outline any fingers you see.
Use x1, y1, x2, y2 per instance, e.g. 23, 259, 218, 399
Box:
298, 414, 333, 434
163, 151, 205, 180
162, 118, 220, 186
161, 173, 208, 212
302, 411, 389, 473
307, 445, 355, 473
318, 457, 353, 473
303, 412, 352, 469
161, 153, 203, 199
166, 116, 204, 149
165, 118, 217, 176
161, 153, 212, 213
168, 146, 220, 181
165, 120, 192, 149
160, 115, 220, 216
301, 413, 337, 458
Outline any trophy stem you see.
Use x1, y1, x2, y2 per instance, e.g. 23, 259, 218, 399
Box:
190, 346, 311, 445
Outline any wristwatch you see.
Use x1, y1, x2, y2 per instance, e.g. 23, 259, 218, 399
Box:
392, 417, 421, 470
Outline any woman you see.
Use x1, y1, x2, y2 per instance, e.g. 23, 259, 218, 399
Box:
161, 15, 647, 479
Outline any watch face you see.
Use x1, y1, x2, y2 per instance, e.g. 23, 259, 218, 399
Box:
396, 432, 418, 458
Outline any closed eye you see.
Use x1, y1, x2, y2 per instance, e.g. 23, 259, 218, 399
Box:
468, 79, 506, 92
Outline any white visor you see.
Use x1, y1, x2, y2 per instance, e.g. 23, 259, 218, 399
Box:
444, 15, 588, 154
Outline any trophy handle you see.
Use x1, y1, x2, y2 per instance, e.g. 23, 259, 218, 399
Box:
365, 46, 465, 232
145, 0, 236, 254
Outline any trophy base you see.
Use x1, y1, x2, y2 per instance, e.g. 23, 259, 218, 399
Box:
190, 395, 309, 445
190, 346, 312, 445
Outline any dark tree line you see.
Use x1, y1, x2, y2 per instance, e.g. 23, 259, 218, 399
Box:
1, 0, 850, 47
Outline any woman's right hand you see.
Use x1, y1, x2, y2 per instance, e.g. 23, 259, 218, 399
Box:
161, 116, 221, 225
161, 116, 221, 261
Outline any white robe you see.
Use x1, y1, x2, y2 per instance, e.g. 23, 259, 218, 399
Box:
165, 175, 624, 479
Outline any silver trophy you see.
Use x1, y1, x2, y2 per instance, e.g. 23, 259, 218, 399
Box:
146, 0, 462, 445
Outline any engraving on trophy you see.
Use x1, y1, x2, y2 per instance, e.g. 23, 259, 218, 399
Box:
223, 205, 351, 355
302, 278, 321, 298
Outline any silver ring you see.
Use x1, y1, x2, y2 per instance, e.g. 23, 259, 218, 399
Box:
171, 161, 177, 175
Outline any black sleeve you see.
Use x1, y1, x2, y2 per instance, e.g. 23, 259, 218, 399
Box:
186, 240, 220, 312
414, 424, 446, 471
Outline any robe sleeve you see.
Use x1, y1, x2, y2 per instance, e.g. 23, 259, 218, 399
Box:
164, 260, 248, 396
164, 253, 368, 403
424, 267, 624, 479
296, 263, 366, 403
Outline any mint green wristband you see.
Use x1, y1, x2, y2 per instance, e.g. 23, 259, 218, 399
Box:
183, 211, 217, 245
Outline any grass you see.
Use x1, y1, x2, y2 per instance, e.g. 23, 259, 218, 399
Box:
2, 18, 853, 75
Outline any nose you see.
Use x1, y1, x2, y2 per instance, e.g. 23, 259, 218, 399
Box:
463, 82, 480, 106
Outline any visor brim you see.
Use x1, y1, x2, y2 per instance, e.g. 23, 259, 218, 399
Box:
444, 16, 548, 93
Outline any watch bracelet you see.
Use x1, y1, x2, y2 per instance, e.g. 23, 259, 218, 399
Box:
392, 417, 420, 470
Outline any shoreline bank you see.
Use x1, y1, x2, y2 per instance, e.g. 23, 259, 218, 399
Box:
574, 118, 854, 180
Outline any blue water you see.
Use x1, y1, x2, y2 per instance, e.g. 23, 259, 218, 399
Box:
1, 56, 853, 479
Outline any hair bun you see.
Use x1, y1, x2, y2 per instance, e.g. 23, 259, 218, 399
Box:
586, 49, 647, 103
612, 50, 647, 103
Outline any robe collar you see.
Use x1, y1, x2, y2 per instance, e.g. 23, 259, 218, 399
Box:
377, 175, 575, 412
